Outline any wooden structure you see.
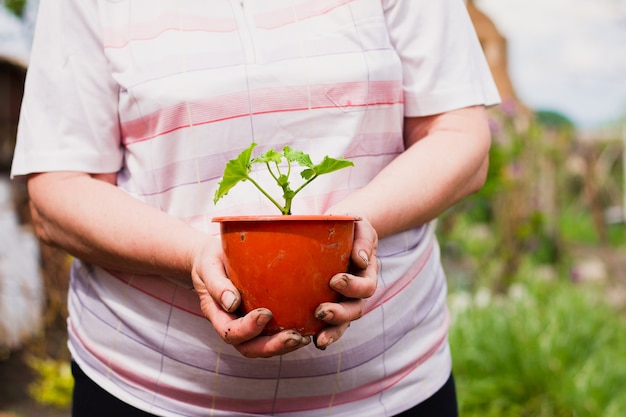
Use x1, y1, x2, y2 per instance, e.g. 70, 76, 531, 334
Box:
466, 0, 524, 108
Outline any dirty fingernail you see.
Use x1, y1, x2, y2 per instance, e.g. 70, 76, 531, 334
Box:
313, 335, 324, 350
315, 307, 334, 321
330, 274, 349, 290
221, 290, 237, 311
314, 335, 334, 350
285, 336, 303, 349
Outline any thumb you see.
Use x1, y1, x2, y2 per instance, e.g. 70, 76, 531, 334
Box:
191, 238, 241, 314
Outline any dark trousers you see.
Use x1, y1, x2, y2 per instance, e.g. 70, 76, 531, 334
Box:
72, 361, 458, 417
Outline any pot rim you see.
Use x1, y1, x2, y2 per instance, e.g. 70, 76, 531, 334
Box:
212, 214, 359, 223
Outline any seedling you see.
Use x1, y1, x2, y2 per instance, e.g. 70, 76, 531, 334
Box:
214, 142, 354, 215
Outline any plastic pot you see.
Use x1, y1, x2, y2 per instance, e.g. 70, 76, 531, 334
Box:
212, 215, 356, 336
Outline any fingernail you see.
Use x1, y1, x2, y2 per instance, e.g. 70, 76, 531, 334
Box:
256, 311, 272, 327
330, 274, 349, 290
314, 336, 334, 350
313, 335, 325, 350
221, 290, 237, 312
358, 250, 369, 266
315, 307, 334, 321
285, 336, 303, 349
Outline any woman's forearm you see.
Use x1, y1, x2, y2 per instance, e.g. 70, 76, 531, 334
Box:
27, 106, 490, 277
27, 171, 207, 279
329, 106, 491, 238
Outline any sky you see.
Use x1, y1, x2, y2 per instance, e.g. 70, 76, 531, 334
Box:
476, 0, 626, 129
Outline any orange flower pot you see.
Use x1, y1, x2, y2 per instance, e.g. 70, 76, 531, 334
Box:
212, 215, 356, 336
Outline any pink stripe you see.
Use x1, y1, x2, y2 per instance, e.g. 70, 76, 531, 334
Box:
69, 321, 162, 395
72, 311, 449, 414
121, 80, 403, 145
102, 221, 431, 322
102, 1, 355, 48
254, 0, 356, 29
365, 239, 435, 313
105, 270, 205, 318
103, 14, 237, 49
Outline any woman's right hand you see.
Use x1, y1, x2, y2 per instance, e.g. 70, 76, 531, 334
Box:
27, 172, 310, 358
190, 237, 312, 358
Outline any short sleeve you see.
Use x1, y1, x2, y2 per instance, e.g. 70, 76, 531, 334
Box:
382, 0, 501, 116
10, 0, 123, 178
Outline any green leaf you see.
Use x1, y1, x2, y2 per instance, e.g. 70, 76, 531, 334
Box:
301, 156, 354, 180
284, 146, 314, 168
277, 174, 290, 188
252, 148, 282, 164
213, 143, 257, 204
213, 142, 354, 214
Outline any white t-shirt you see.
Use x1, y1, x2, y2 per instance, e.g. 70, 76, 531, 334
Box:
12, 0, 499, 416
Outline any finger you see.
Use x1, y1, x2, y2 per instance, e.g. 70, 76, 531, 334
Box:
234, 330, 312, 359
313, 322, 350, 350
204, 306, 311, 358
329, 255, 378, 299
191, 238, 242, 314
214, 307, 274, 345
351, 218, 378, 270
194, 278, 241, 327
315, 299, 365, 326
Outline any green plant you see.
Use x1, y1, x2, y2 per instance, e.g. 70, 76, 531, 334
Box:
3, 0, 27, 16
440, 102, 575, 292
27, 357, 74, 409
214, 142, 354, 215
449, 279, 626, 417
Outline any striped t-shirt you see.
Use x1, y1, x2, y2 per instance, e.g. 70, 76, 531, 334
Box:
12, 0, 500, 415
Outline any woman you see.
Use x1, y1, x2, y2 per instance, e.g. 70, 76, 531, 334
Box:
12, 0, 499, 416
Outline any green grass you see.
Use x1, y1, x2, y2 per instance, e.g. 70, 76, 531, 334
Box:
449, 279, 626, 417
559, 206, 626, 247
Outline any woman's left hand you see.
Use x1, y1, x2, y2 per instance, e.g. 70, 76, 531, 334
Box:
312, 216, 378, 349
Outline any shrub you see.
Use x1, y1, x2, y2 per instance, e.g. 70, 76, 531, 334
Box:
449, 279, 626, 417
27, 357, 74, 409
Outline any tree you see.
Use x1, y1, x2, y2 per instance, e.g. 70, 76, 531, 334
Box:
3, 0, 27, 17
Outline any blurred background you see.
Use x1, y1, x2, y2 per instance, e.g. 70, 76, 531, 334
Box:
1, 0, 625, 416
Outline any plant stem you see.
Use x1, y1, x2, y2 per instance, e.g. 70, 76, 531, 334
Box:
246, 175, 289, 214
266, 162, 280, 183
282, 174, 318, 215
292, 174, 318, 197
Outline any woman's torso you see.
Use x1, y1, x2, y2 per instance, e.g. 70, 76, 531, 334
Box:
68, 1, 451, 415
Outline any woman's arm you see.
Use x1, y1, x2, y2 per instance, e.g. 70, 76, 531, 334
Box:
26, 170, 377, 356
315, 105, 491, 349
28, 171, 204, 279
27, 172, 313, 356
328, 105, 491, 238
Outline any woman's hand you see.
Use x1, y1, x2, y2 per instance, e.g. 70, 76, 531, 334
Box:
312, 217, 379, 350
190, 218, 377, 356
190, 237, 312, 358
28, 172, 312, 358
